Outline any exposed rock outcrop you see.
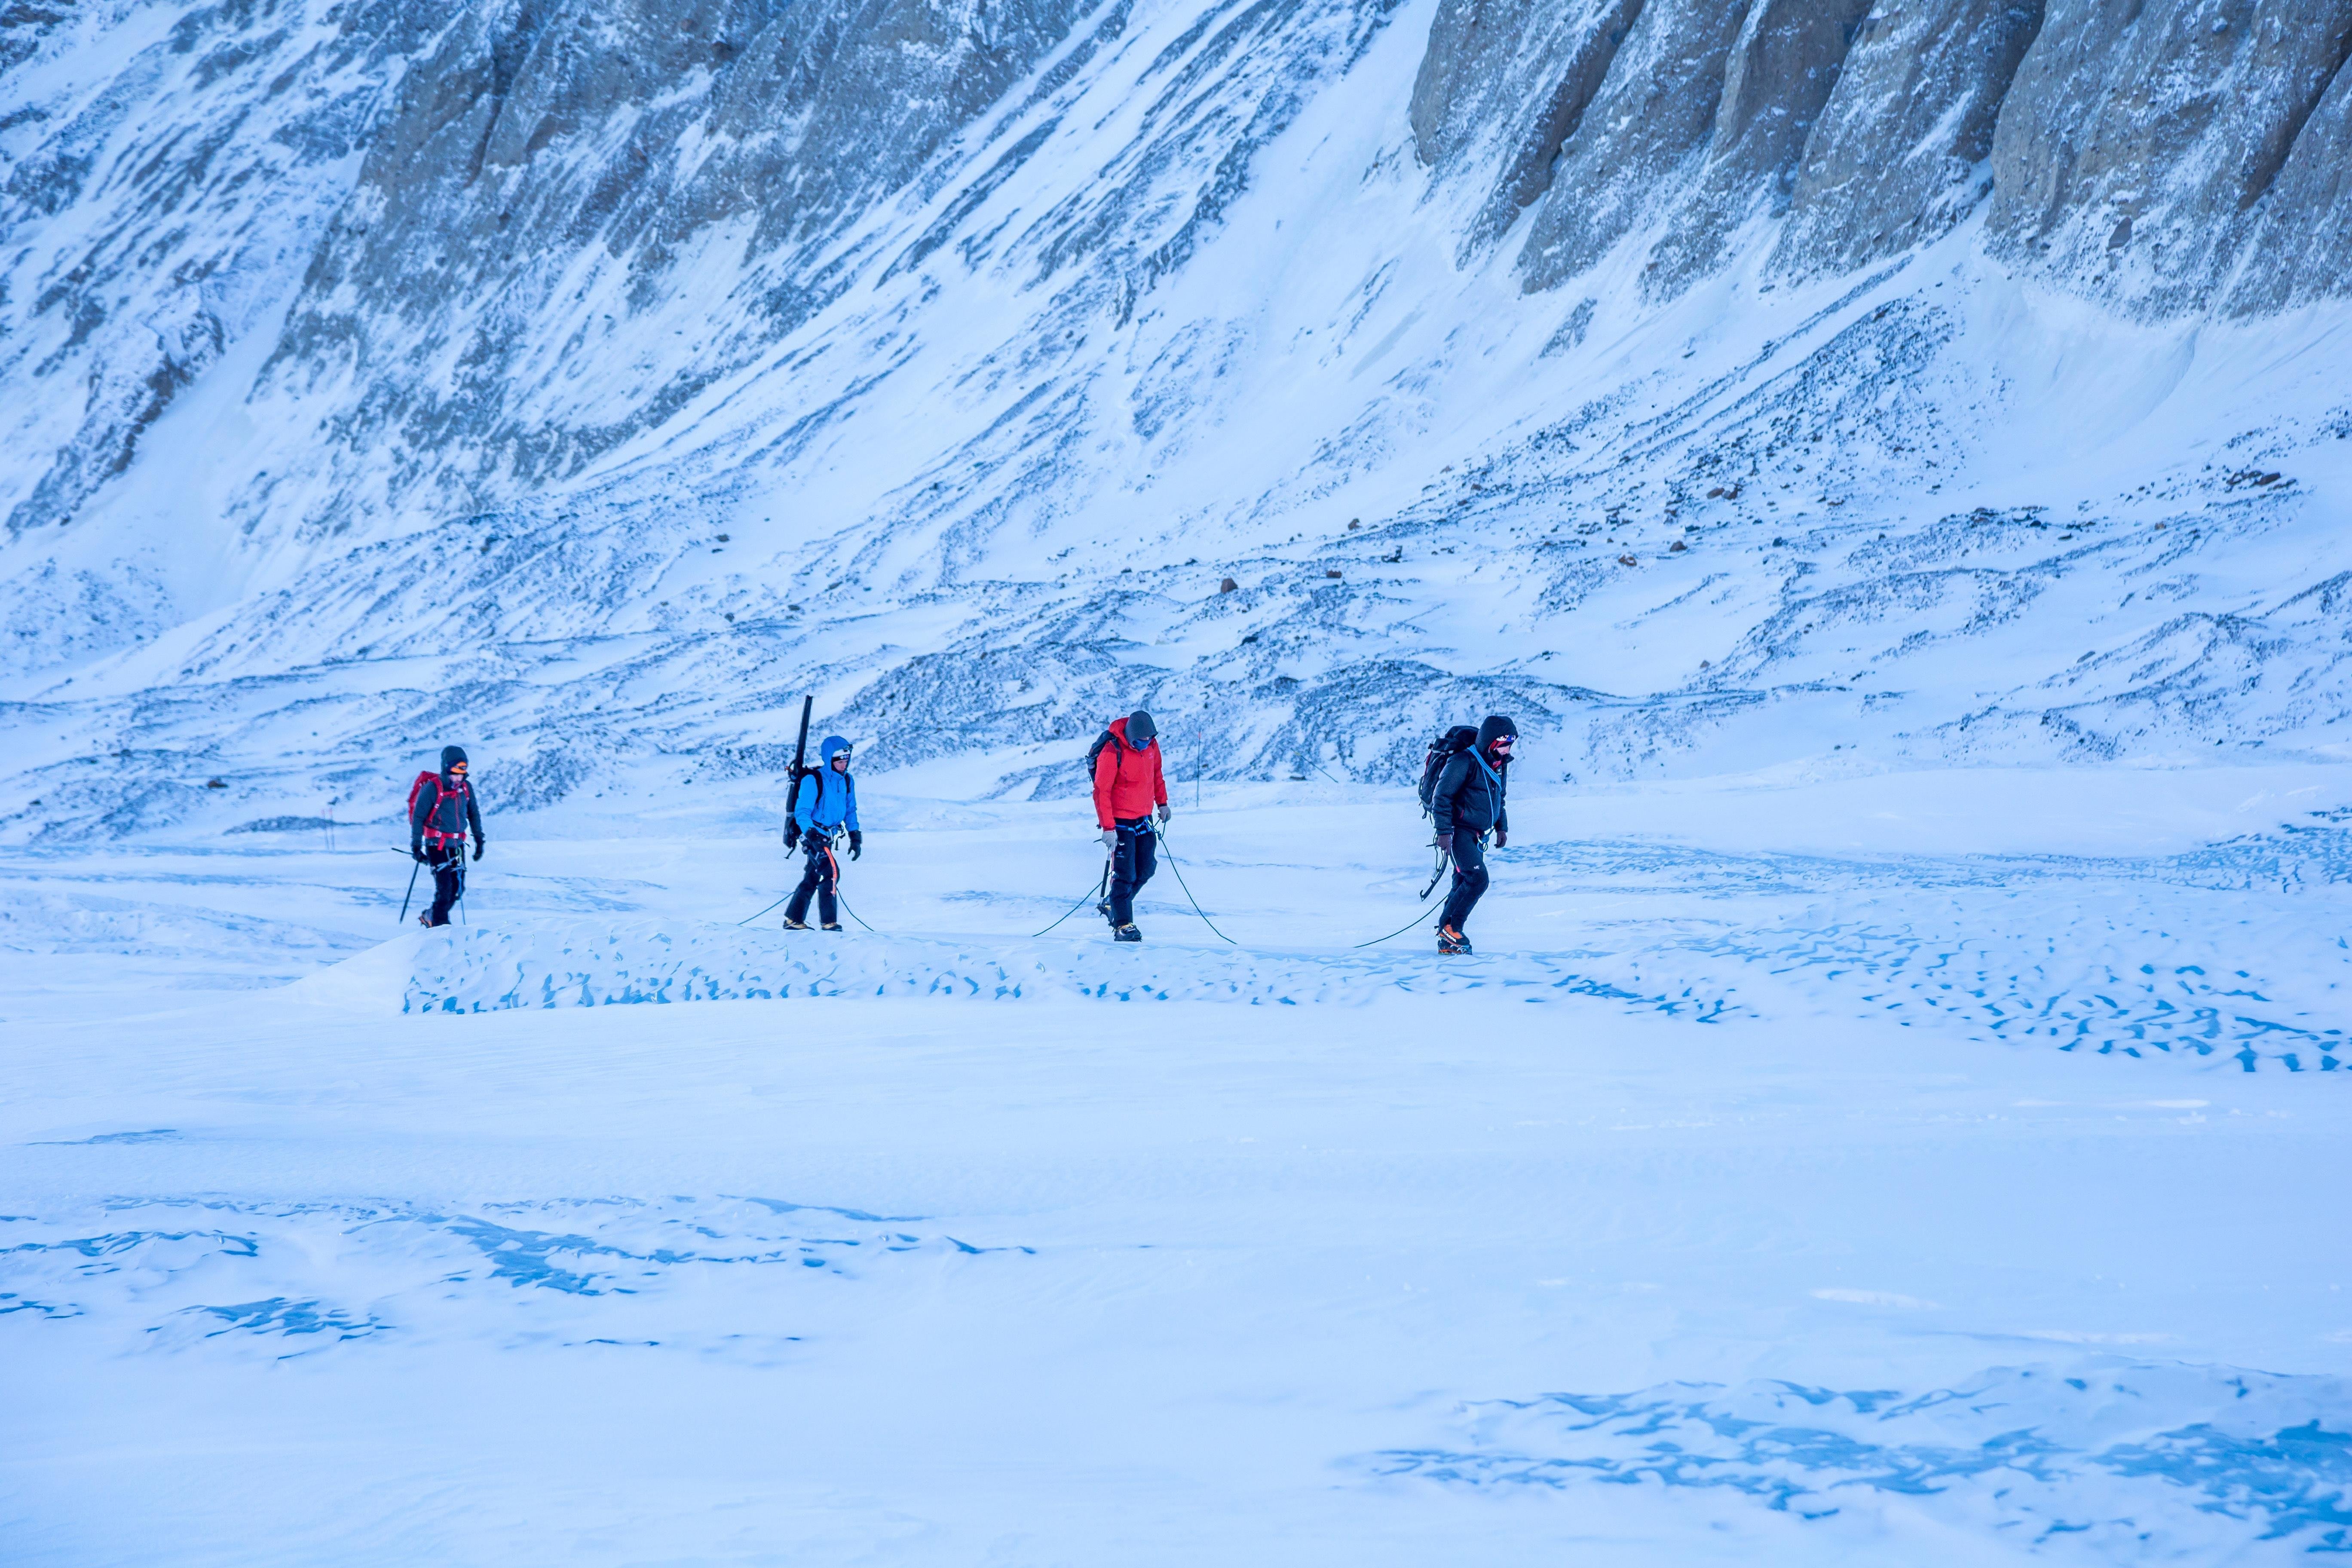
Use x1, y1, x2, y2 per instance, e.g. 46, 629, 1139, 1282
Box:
255, 0, 1097, 533
0, 0, 460, 536
1514, 0, 1754, 294
2228, 38, 2352, 312
1409, 0, 1643, 256
1770, 0, 2043, 281
1987, 0, 2352, 314
1639, 0, 1874, 298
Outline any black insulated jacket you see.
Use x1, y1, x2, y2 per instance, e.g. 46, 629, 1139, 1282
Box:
1433, 716, 1514, 839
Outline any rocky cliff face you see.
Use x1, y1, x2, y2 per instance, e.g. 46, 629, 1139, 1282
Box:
0, 0, 2348, 840
1418, 0, 2352, 306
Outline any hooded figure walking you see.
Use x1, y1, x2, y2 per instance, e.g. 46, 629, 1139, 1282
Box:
410, 744, 486, 928
1092, 710, 1169, 942
784, 735, 862, 931
1431, 714, 1515, 955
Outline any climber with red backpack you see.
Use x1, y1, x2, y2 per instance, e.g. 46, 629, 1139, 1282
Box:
1089, 710, 1169, 942
408, 745, 486, 928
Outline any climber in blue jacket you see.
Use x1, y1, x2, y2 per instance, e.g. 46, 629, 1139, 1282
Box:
784, 735, 861, 931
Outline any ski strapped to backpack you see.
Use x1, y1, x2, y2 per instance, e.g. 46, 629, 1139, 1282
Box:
782, 693, 815, 851
1415, 725, 1479, 817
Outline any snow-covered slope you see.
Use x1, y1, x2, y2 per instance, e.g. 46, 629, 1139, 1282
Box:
1, 0, 2347, 840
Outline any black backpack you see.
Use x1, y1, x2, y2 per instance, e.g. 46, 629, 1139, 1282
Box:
1416, 726, 1479, 816
1083, 726, 1126, 781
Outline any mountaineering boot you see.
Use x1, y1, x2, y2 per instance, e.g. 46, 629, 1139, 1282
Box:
1115, 924, 1142, 943
1096, 897, 1115, 924
821, 922, 844, 933
1438, 924, 1471, 956
781, 917, 810, 931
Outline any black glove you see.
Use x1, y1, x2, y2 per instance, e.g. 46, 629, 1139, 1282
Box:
411, 845, 427, 864
1436, 833, 1455, 859
1493, 829, 1507, 848
848, 830, 863, 860
473, 839, 487, 862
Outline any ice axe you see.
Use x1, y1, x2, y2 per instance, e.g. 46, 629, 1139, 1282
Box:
395, 845, 421, 923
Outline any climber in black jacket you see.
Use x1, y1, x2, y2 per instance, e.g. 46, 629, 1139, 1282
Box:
409, 744, 486, 928
1430, 714, 1515, 955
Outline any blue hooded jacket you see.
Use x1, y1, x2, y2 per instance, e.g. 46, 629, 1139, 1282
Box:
793, 735, 860, 834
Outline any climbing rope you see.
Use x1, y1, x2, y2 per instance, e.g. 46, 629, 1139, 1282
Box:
1350, 842, 1452, 948
834, 888, 884, 934
1152, 830, 1240, 946
1031, 857, 1112, 938
735, 893, 792, 928
1351, 890, 1449, 949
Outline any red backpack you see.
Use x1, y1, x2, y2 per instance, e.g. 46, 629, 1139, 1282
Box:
407, 770, 470, 847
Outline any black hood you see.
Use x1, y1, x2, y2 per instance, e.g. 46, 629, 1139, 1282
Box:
1476, 715, 1516, 750
1125, 710, 1157, 747
441, 744, 469, 775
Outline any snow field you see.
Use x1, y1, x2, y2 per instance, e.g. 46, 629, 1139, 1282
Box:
3, 769, 2349, 1561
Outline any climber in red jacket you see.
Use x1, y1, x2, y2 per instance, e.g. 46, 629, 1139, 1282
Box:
1090, 710, 1169, 942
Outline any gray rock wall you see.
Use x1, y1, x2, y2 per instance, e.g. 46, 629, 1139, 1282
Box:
1415, 0, 2352, 310
1640, 0, 1874, 297
255, 0, 1096, 534
0, 0, 462, 537
2228, 34, 2352, 312
1513, 0, 1753, 294
1987, 0, 2352, 312
1770, 0, 2043, 280
1408, 0, 1644, 255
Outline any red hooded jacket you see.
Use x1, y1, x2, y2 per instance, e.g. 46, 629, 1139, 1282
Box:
1092, 717, 1167, 829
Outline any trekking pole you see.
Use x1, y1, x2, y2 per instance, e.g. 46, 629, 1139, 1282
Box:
1030, 855, 1112, 938
1152, 830, 1240, 946
398, 854, 421, 925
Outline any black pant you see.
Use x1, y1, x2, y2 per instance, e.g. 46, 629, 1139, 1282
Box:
785, 835, 840, 926
424, 844, 466, 926
1107, 818, 1157, 926
1439, 833, 1488, 934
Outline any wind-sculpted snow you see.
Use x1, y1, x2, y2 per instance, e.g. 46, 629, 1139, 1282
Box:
1367, 1361, 2352, 1555
349, 916, 1726, 1016
380, 910, 2340, 1068
0, 1193, 1032, 1355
